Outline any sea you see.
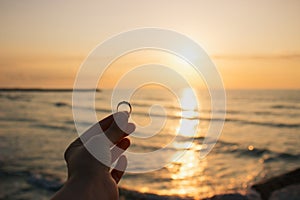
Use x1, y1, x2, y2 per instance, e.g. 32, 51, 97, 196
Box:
0, 89, 299, 200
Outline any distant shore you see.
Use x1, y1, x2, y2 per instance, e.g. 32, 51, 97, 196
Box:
0, 88, 101, 92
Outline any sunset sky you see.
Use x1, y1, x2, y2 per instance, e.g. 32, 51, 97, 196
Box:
0, 0, 299, 89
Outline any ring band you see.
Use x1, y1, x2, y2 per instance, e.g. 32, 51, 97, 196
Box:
117, 101, 132, 114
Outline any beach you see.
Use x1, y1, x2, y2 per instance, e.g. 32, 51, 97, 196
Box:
0, 89, 299, 199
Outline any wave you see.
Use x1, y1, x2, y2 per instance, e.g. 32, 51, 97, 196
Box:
0, 167, 190, 199
95, 108, 114, 113
271, 105, 300, 110
1, 113, 297, 132
0, 93, 32, 102
0, 167, 62, 192
263, 153, 300, 163
229, 147, 271, 157
216, 144, 300, 162
180, 117, 300, 129
251, 111, 300, 118
0, 117, 37, 123
132, 102, 181, 111
48, 100, 300, 126
33, 124, 74, 131
130, 102, 300, 118
225, 118, 300, 129
27, 173, 63, 191
187, 116, 299, 129
129, 136, 300, 163
126, 109, 299, 129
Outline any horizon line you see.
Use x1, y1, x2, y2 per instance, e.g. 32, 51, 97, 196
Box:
0, 88, 101, 92
0, 87, 299, 92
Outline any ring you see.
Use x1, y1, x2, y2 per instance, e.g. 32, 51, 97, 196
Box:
117, 101, 132, 114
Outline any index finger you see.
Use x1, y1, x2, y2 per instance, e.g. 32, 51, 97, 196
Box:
72, 111, 130, 146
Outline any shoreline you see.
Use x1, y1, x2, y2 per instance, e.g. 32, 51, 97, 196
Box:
0, 164, 299, 199
119, 168, 300, 200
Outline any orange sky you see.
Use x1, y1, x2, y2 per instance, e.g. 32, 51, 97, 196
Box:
0, 0, 299, 89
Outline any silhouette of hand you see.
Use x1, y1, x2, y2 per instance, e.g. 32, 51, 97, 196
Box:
51, 112, 135, 200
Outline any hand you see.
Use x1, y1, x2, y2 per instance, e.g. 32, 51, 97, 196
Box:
51, 112, 135, 200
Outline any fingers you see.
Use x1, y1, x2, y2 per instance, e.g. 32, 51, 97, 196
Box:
105, 112, 135, 144
111, 138, 130, 164
70, 113, 115, 146
111, 155, 127, 184
70, 112, 134, 147
99, 113, 117, 131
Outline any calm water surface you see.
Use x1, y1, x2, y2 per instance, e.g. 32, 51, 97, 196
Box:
0, 89, 299, 199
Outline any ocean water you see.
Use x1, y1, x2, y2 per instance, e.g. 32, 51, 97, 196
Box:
0, 89, 299, 199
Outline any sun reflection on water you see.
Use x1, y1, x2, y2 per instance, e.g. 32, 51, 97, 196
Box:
176, 88, 200, 138
165, 148, 210, 199
164, 88, 209, 198
180, 88, 198, 111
